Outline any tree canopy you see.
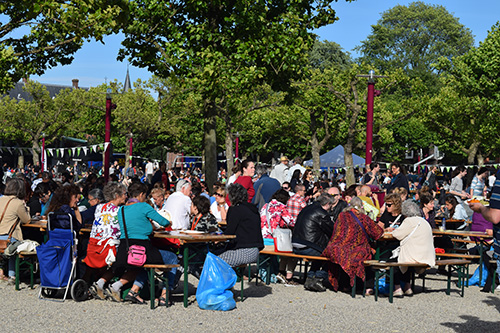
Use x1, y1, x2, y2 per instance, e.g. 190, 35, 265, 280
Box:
0, 0, 127, 93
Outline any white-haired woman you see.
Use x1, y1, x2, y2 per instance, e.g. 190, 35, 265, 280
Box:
388, 200, 435, 297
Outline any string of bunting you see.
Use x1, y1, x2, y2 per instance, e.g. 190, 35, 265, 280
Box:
0, 143, 110, 157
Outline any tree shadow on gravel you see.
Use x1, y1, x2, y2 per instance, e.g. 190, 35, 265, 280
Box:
441, 315, 500, 332
233, 283, 272, 301
483, 295, 500, 313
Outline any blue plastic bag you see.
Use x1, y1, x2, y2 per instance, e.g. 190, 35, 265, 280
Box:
196, 252, 237, 311
468, 262, 488, 287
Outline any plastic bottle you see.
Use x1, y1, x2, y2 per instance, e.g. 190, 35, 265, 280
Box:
442, 217, 446, 231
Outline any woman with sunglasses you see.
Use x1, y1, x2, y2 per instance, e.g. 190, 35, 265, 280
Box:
379, 193, 404, 231
210, 188, 228, 224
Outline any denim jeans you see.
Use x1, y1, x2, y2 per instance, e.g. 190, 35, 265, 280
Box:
134, 249, 178, 290
293, 247, 328, 280
0, 235, 17, 277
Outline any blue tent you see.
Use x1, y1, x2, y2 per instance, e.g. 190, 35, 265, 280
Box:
304, 145, 365, 168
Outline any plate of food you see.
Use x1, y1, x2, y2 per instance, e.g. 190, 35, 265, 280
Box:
180, 230, 205, 234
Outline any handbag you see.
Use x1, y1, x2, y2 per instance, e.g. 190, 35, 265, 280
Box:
390, 220, 421, 259
265, 204, 293, 253
121, 208, 147, 267
0, 198, 17, 252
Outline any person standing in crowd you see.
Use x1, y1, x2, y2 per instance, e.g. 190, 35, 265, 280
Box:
234, 160, 256, 203
470, 167, 489, 198
252, 164, 281, 210
388, 162, 410, 194
226, 165, 241, 187
362, 162, 380, 186
151, 161, 170, 191
287, 157, 306, 183
423, 165, 439, 195
164, 179, 192, 230
145, 160, 154, 184
270, 156, 289, 185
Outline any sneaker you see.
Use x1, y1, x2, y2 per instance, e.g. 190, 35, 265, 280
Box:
404, 288, 413, 296
7, 277, 15, 286
276, 273, 287, 284
89, 283, 106, 300
104, 286, 122, 302
495, 285, 500, 292
305, 277, 326, 292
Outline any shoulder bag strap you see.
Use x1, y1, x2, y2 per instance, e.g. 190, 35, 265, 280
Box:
349, 210, 373, 243
1, 198, 18, 242
389, 214, 402, 228
121, 207, 130, 249
400, 221, 421, 247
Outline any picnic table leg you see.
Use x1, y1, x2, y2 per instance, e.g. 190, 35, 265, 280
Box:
389, 267, 394, 304
461, 265, 465, 297
15, 254, 20, 291
478, 244, 484, 283
183, 246, 189, 308
148, 268, 155, 310
351, 280, 356, 298
374, 270, 380, 302
446, 265, 451, 295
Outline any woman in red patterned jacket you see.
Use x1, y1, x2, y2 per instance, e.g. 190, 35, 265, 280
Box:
322, 196, 383, 295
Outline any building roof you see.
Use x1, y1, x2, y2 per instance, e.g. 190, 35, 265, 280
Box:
4, 80, 88, 102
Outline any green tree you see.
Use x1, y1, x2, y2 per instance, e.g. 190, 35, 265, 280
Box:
0, 80, 77, 167
0, 0, 127, 93
433, 22, 500, 164
356, 1, 474, 86
118, 0, 343, 188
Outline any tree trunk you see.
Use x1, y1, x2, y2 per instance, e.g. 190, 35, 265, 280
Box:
18, 155, 24, 170
203, 101, 218, 190
225, 127, 234, 178
32, 140, 40, 165
344, 141, 355, 187
311, 132, 321, 178
467, 141, 480, 165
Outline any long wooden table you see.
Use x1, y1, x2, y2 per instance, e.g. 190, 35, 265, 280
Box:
154, 231, 236, 307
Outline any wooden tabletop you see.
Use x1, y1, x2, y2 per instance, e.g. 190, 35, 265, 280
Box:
23, 220, 47, 229
153, 230, 235, 243
432, 229, 492, 238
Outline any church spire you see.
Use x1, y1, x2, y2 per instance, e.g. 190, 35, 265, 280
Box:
123, 66, 131, 93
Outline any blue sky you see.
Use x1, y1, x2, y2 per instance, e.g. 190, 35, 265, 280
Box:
30, 0, 500, 88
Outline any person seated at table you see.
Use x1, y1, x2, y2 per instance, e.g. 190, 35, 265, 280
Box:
45, 184, 82, 232
85, 182, 127, 300
0, 178, 31, 283
150, 187, 167, 211
359, 185, 380, 221
323, 197, 383, 295
80, 188, 105, 226
109, 182, 178, 306
392, 187, 408, 202
419, 191, 436, 229
27, 182, 52, 217
378, 193, 404, 230
216, 183, 263, 267
190, 195, 219, 233
233, 160, 256, 203
388, 200, 435, 297
210, 187, 228, 224
260, 189, 297, 284
292, 193, 336, 292
443, 195, 469, 229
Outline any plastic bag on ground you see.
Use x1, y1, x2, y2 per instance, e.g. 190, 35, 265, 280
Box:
196, 252, 237, 311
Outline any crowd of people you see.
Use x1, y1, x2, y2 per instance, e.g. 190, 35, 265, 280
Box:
0, 155, 499, 305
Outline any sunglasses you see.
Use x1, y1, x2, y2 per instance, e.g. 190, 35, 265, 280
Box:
386, 203, 393, 207
215, 193, 225, 197
282, 187, 290, 190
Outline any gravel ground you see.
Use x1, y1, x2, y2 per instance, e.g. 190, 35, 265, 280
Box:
1, 266, 499, 332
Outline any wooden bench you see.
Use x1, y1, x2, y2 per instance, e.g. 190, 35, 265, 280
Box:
366, 259, 471, 303
258, 249, 328, 285
0, 249, 37, 291
143, 264, 180, 310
